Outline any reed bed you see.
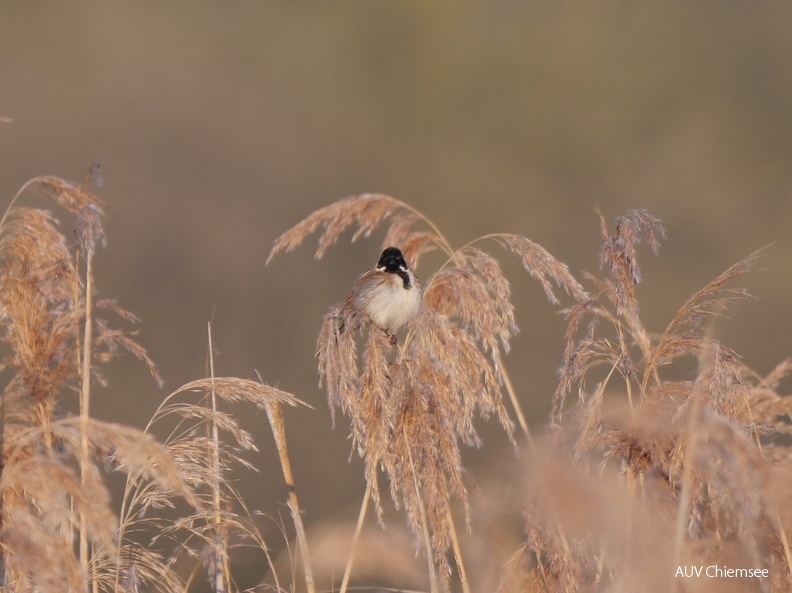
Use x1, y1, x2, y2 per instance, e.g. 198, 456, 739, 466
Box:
0, 172, 303, 593
2, 171, 791, 593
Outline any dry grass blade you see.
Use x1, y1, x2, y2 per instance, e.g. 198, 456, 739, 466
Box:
0, 172, 178, 593
649, 331, 704, 371
63, 418, 197, 507
318, 311, 391, 514
387, 381, 468, 581
0, 175, 159, 421
0, 207, 76, 302
27, 175, 105, 216
684, 342, 750, 420
757, 357, 792, 391
617, 209, 665, 255
93, 314, 162, 386
552, 208, 675, 420
356, 327, 395, 483
93, 545, 185, 593
1, 508, 86, 593
691, 411, 769, 532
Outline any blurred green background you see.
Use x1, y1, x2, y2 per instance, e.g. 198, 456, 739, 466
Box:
2, 1, 792, 588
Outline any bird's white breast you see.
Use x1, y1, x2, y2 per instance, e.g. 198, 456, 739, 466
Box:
355, 273, 422, 332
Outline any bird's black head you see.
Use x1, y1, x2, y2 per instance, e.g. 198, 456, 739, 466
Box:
377, 246, 408, 273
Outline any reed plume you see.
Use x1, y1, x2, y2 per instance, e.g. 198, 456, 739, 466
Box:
503, 209, 792, 592
7, 164, 792, 593
270, 193, 584, 588
1, 172, 304, 593
0, 173, 179, 592
111, 377, 302, 593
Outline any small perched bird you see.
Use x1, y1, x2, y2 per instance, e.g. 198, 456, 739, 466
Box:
345, 246, 422, 339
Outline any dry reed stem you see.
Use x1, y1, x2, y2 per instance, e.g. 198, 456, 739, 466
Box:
495, 350, 532, 444
207, 323, 228, 593
77, 174, 103, 591
447, 508, 471, 593
264, 398, 316, 593
79, 246, 94, 592
338, 480, 372, 593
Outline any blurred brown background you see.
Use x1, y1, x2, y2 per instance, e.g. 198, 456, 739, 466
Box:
2, 1, 792, 588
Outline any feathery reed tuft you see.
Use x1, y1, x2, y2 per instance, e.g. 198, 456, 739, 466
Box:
271, 193, 583, 588
0, 173, 181, 592
1, 172, 305, 593
6, 165, 792, 592
504, 209, 792, 593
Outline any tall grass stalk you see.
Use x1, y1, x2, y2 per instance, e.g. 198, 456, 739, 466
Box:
78, 242, 94, 592
338, 481, 372, 593
494, 350, 532, 444
78, 169, 99, 593
207, 323, 229, 593
447, 508, 470, 593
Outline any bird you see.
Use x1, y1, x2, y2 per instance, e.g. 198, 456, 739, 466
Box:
343, 246, 422, 341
